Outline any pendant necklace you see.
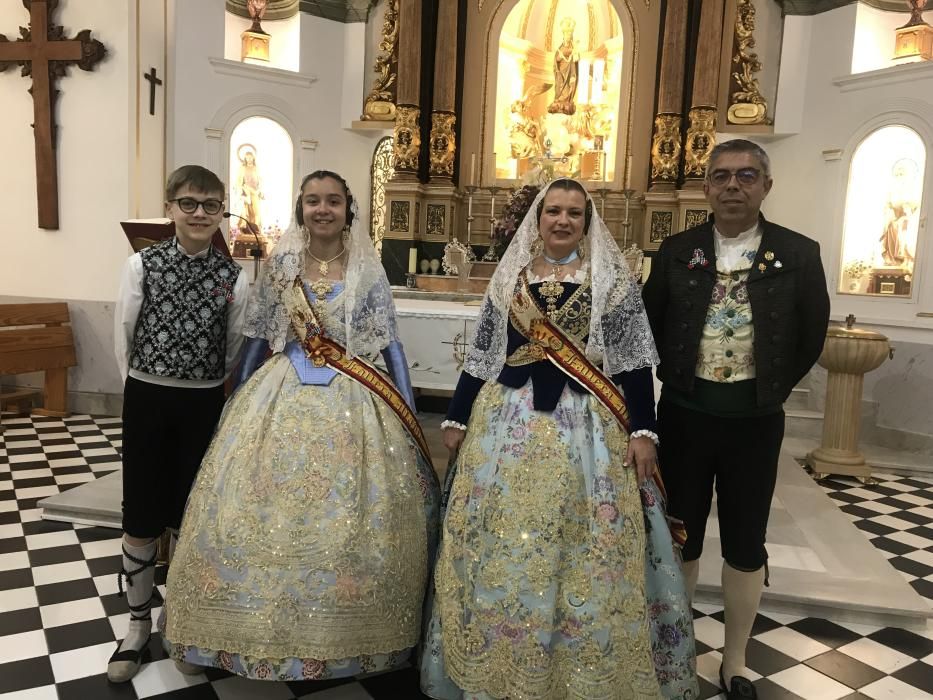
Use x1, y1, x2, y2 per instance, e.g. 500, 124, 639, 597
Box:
307, 245, 345, 302
308, 245, 345, 277
539, 249, 578, 317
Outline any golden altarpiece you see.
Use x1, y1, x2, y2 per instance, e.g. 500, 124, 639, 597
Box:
360, 0, 783, 291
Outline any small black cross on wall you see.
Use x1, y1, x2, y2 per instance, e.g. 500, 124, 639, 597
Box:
143, 66, 162, 116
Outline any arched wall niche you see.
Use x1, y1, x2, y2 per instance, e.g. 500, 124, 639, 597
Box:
833, 108, 933, 308
477, 0, 641, 188
204, 94, 320, 250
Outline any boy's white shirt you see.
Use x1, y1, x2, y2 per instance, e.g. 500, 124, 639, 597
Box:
114, 242, 250, 388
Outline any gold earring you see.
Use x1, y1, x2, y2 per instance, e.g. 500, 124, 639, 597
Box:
532, 237, 544, 257
578, 236, 587, 260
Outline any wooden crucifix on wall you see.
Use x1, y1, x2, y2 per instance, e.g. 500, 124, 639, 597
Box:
0, 0, 106, 230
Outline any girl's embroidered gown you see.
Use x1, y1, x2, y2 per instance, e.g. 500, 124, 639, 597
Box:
162, 282, 439, 681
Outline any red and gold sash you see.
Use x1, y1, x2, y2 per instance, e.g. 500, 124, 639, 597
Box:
509, 275, 687, 547
284, 278, 431, 464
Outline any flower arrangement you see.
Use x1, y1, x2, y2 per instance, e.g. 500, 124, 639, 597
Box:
843, 259, 872, 280
491, 184, 541, 257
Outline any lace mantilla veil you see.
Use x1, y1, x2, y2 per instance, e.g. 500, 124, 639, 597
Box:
243, 183, 398, 358
464, 178, 659, 380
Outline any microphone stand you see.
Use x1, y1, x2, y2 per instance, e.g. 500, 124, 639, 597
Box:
223, 212, 263, 281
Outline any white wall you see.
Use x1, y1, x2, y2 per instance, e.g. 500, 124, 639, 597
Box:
750, 4, 933, 445
852, 3, 909, 74
0, 1, 133, 303
170, 3, 379, 230
223, 10, 301, 71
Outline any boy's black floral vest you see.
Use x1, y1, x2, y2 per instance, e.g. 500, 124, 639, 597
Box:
129, 239, 241, 380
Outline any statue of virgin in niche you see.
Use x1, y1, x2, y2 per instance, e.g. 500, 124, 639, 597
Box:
548, 17, 580, 116
878, 158, 921, 268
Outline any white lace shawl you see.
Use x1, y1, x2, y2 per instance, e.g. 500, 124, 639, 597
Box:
243, 198, 398, 358
464, 179, 659, 380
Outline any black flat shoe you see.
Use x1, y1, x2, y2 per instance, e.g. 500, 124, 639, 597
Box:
719, 664, 758, 699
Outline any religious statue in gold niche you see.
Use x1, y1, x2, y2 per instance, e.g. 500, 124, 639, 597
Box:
878, 158, 920, 268
548, 17, 579, 115
235, 144, 264, 236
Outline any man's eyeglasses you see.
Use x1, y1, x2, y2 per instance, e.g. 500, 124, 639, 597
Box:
170, 197, 224, 215
707, 168, 762, 187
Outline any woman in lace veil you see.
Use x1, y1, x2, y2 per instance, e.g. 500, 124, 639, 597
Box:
421, 178, 698, 700
162, 170, 439, 683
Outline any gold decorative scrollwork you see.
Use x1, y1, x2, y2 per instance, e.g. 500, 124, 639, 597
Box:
650, 211, 674, 243
650, 113, 682, 183
390, 200, 410, 233
683, 107, 717, 179
727, 0, 770, 125
429, 111, 457, 178
393, 104, 421, 173
685, 208, 709, 230
362, 0, 399, 121
427, 204, 447, 237
369, 136, 395, 255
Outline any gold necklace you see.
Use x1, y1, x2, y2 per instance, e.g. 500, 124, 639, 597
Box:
307, 246, 345, 276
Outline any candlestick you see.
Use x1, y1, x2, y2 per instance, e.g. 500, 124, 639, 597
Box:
621, 188, 635, 248
465, 185, 477, 242
483, 185, 502, 261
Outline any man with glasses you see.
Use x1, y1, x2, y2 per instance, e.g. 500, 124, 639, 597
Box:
109, 165, 249, 682
642, 140, 829, 700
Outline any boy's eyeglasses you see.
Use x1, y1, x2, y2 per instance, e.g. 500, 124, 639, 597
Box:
707, 168, 762, 187
170, 197, 224, 215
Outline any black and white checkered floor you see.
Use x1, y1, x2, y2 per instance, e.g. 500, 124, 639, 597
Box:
1, 414, 931, 699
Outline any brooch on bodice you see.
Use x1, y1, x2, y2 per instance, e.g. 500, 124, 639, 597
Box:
539, 279, 564, 318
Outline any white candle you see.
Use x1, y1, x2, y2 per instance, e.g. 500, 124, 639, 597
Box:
470, 153, 476, 186
491, 152, 497, 183
408, 247, 417, 274
626, 154, 633, 188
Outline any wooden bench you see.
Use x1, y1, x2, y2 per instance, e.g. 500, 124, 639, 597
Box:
0, 303, 77, 418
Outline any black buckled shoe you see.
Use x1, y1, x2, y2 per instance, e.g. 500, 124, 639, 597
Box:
720, 664, 757, 699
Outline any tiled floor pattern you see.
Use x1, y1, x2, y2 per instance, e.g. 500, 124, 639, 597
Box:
0, 414, 931, 699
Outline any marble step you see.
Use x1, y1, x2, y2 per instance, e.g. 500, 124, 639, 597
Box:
783, 436, 933, 477
695, 450, 932, 630
784, 408, 825, 440
784, 387, 811, 412
38, 470, 122, 528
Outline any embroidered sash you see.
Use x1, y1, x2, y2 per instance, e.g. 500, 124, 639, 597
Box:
509, 275, 687, 547
284, 278, 432, 464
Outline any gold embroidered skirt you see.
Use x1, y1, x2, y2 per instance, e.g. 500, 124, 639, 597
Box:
162, 354, 438, 680
422, 381, 697, 699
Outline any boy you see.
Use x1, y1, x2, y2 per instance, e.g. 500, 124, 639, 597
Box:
108, 165, 249, 682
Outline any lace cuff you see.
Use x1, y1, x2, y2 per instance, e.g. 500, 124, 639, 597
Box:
441, 420, 467, 432
630, 429, 659, 445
